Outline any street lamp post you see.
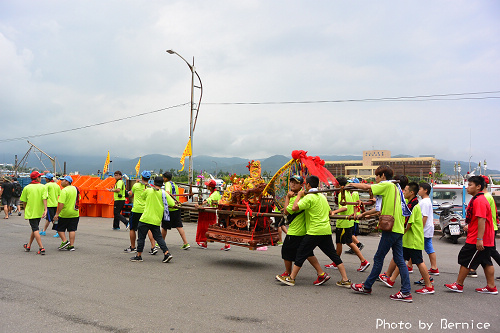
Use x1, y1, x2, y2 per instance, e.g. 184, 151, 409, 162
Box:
166, 49, 203, 188
212, 160, 218, 178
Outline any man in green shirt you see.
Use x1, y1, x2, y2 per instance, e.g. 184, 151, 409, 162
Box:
276, 175, 351, 287
41, 173, 61, 236
109, 171, 128, 230
20, 171, 48, 255
162, 172, 190, 250
350, 165, 412, 302
54, 176, 80, 251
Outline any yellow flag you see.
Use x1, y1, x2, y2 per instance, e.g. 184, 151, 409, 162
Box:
179, 138, 192, 172
135, 157, 141, 177
103, 151, 110, 174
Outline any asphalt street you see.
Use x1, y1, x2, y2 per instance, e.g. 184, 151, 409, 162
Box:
1, 216, 498, 333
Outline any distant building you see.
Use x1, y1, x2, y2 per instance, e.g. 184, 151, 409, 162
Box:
325, 150, 440, 179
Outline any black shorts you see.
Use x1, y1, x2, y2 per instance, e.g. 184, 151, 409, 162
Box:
458, 243, 493, 270
46, 207, 57, 222
294, 234, 342, 268
57, 217, 79, 232
351, 223, 359, 236
29, 218, 41, 232
335, 227, 353, 245
281, 235, 313, 261
2, 196, 12, 206
161, 210, 183, 229
130, 212, 142, 231
403, 247, 424, 265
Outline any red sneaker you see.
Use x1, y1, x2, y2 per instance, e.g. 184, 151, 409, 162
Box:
475, 286, 498, 295
407, 265, 413, 274
325, 262, 338, 269
357, 260, 370, 272
379, 274, 395, 288
444, 282, 463, 293
428, 268, 440, 276
379, 272, 389, 280
197, 242, 207, 249
221, 244, 231, 251
313, 272, 331, 286
389, 291, 413, 302
351, 283, 372, 294
416, 286, 435, 294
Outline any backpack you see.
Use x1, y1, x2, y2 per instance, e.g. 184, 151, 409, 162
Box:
13, 182, 22, 197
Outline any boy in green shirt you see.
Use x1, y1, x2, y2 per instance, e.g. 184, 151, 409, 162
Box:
41, 173, 61, 236
162, 172, 190, 250
130, 177, 174, 263
276, 175, 351, 287
54, 176, 80, 251
20, 171, 48, 255
109, 171, 128, 230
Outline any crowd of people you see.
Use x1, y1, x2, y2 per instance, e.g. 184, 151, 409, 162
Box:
12, 165, 499, 302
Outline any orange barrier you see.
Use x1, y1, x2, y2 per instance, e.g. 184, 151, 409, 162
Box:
178, 187, 188, 203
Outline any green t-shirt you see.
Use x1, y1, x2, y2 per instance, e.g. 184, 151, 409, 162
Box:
297, 192, 332, 236
58, 186, 80, 218
402, 203, 424, 250
371, 181, 405, 234
351, 191, 361, 223
484, 192, 498, 231
286, 196, 306, 236
336, 191, 354, 229
140, 188, 175, 226
131, 182, 148, 213
114, 179, 126, 201
164, 181, 179, 211
207, 190, 221, 207
20, 183, 48, 219
45, 181, 61, 208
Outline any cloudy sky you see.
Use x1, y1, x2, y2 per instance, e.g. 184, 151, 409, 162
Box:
1, 1, 500, 170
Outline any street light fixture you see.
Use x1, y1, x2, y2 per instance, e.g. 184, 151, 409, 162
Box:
212, 160, 218, 178
166, 49, 203, 188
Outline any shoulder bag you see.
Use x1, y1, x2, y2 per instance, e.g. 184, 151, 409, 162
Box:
378, 184, 397, 232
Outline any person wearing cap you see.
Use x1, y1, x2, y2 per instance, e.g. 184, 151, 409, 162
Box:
124, 170, 156, 253
195, 179, 230, 250
40, 173, 62, 236
276, 175, 330, 285
130, 176, 174, 263
109, 171, 128, 230
162, 171, 190, 250
20, 171, 48, 255
54, 176, 80, 251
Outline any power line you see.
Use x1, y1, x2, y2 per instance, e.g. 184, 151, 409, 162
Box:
1, 91, 499, 143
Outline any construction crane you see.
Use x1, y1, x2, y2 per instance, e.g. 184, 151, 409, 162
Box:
14, 141, 57, 176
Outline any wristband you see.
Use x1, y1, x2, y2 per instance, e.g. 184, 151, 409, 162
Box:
477, 238, 482, 240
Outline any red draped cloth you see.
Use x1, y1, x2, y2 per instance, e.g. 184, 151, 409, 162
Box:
196, 211, 217, 243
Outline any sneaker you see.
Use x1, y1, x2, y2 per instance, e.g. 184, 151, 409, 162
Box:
221, 244, 231, 251
37, 248, 45, 255
18, 212, 22, 216
389, 291, 413, 302
53, 233, 59, 238
336, 279, 352, 288
407, 265, 413, 274
357, 242, 364, 251
444, 282, 463, 293
275, 271, 290, 281
325, 262, 338, 269
39, 231, 46, 236
276, 241, 283, 246
345, 248, 355, 254
428, 268, 440, 276
162, 253, 173, 263
351, 283, 371, 294
379, 274, 395, 288
276, 275, 295, 286
58, 240, 70, 250
67, 245, 75, 251
467, 270, 478, 278
496, 277, 500, 281
130, 255, 143, 262
23, 243, 30, 252
378, 272, 389, 280
416, 286, 435, 294
475, 286, 498, 295
181, 243, 191, 250
112, 227, 120, 230
197, 242, 207, 249
313, 272, 331, 286
149, 247, 158, 255
124, 246, 136, 253
414, 277, 434, 285
357, 260, 370, 272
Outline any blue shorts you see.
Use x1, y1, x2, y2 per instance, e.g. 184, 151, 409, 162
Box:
424, 237, 435, 254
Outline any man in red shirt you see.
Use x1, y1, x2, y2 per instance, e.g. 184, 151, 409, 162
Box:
444, 176, 497, 294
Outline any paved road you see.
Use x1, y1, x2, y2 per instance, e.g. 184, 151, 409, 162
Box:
1, 216, 498, 332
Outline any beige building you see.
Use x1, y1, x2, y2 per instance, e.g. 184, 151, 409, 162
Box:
325, 150, 440, 179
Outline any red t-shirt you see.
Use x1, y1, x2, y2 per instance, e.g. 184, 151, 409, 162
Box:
466, 194, 494, 247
